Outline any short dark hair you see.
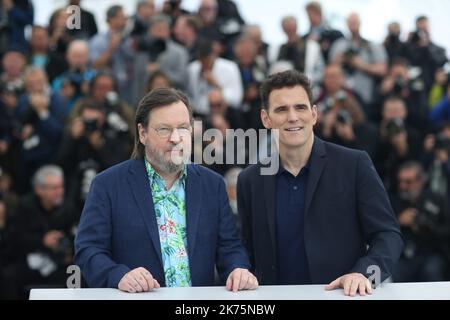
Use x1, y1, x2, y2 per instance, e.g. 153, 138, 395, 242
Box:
131, 87, 193, 159
305, 1, 322, 16
106, 5, 123, 22
184, 15, 202, 33
389, 57, 409, 69
77, 98, 105, 115
260, 70, 313, 110
196, 39, 214, 60
416, 15, 428, 24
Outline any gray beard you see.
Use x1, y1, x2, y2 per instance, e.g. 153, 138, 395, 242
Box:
147, 144, 186, 175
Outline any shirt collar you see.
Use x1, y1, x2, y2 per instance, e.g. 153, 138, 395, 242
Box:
277, 157, 311, 177
144, 158, 187, 186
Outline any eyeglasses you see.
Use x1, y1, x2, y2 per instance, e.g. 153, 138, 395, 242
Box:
151, 126, 192, 138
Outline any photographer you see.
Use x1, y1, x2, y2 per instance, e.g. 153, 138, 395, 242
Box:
0, 49, 26, 99
376, 96, 422, 193
0, 0, 33, 56
234, 34, 266, 130
70, 72, 134, 134
187, 38, 242, 116
376, 58, 428, 130
173, 14, 202, 62
315, 64, 379, 158
132, 14, 189, 104
8, 165, 78, 299
421, 124, 450, 204
28, 26, 67, 83
277, 15, 324, 87
15, 67, 67, 194
383, 22, 407, 64
57, 100, 132, 213
89, 5, 135, 104
405, 16, 448, 93
128, 0, 155, 39
52, 40, 96, 110
391, 161, 450, 282
329, 13, 388, 107
303, 1, 344, 63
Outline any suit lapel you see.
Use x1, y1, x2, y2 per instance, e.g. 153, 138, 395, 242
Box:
262, 163, 278, 265
305, 137, 327, 217
127, 159, 163, 269
185, 165, 202, 258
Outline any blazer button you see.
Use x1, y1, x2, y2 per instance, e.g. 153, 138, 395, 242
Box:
271, 265, 276, 270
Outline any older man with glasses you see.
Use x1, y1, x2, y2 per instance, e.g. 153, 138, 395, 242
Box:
75, 87, 258, 293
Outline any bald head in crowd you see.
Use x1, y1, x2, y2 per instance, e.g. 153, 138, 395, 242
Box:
281, 16, 298, 40
199, 0, 218, 25
347, 12, 361, 37
66, 40, 90, 70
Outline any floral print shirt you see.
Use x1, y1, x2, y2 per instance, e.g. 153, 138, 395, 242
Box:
144, 159, 191, 287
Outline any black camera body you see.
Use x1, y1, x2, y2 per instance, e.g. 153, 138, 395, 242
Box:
138, 37, 167, 62
0, 81, 21, 96
342, 47, 360, 74
393, 77, 408, 94
336, 109, 352, 125
83, 118, 98, 135
386, 118, 405, 137
411, 30, 427, 44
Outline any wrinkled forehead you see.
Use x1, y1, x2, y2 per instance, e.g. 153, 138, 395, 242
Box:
148, 102, 192, 126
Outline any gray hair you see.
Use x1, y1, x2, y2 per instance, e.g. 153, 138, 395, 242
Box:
32, 165, 64, 188
398, 161, 427, 181
67, 40, 89, 54
24, 66, 48, 81
150, 14, 172, 28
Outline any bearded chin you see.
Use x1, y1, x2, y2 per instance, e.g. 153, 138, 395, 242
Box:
148, 144, 190, 174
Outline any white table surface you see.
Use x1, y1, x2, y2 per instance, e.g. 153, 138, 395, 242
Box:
29, 282, 450, 300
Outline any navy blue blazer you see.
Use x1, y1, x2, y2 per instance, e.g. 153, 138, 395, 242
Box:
75, 159, 250, 288
237, 137, 404, 285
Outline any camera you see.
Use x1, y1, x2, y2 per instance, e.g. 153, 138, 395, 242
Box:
106, 91, 119, 109
336, 109, 352, 125
411, 30, 427, 44
83, 118, 98, 135
335, 90, 347, 102
393, 77, 407, 94
386, 118, 405, 137
343, 47, 360, 74
137, 37, 167, 62
0, 81, 20, 96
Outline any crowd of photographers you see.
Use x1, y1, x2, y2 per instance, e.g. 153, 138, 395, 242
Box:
0, 0, 450, 298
